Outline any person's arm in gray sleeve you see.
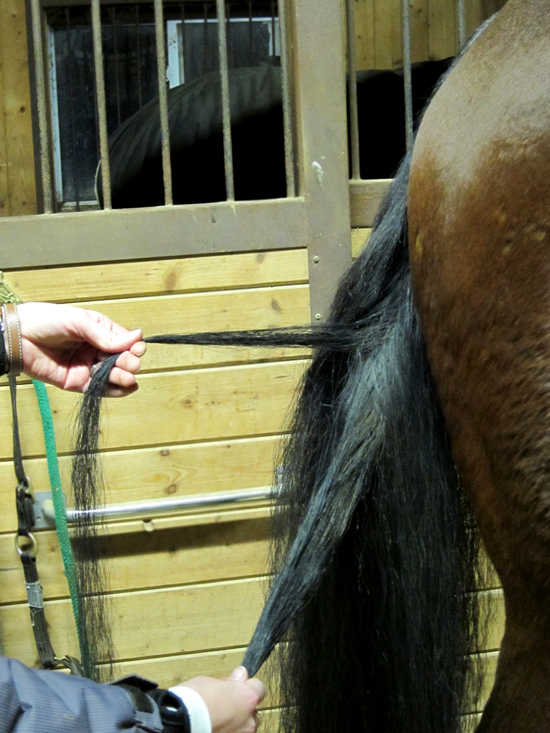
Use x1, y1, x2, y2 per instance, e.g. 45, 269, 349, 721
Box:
0, 657, 172, 733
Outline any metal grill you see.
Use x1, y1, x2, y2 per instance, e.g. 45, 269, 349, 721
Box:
346, 0, 474, 183
30, 1, 501, 215
345, 0, 500, 226
33, 0, 293, 212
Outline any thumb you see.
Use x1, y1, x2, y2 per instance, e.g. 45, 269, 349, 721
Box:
80, 316, 143, 354
229, 666, 248, 682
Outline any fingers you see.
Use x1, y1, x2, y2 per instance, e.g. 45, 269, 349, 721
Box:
114, 350, 142, 375
108, 364, 138, 387
90, 324, 146, 396
104, 382, 139, 399
130, 340, 147, 357
82, 310, 144, 353
90, 347, 143, 390
228, 666, 265, 705
87, 357, 141, 398
247, 678, 266, 704
229, 666, 248, 682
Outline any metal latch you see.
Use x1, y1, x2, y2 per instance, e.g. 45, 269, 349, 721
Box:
32, 491, 66, 530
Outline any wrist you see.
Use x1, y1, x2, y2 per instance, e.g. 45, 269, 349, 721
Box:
1, 302, 23, 377
111, 675, 195, 733
169, 686, 212, 733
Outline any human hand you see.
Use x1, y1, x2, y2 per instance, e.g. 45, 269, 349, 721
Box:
173, 666, 266, 733
17, 302, 146, 397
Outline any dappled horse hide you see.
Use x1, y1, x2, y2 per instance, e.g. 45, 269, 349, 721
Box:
72, 1, 550, 731
95, 59, 452, 208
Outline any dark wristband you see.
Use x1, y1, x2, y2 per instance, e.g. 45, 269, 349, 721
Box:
112, 675, 191, 733
149, 688, 192, 733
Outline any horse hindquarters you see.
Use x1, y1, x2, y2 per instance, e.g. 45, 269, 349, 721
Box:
409, 2, 550, 730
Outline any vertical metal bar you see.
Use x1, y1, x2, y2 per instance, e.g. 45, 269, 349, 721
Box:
457, 0, 467, 49
345, 0, 360, 180
84, 9, 100, 171
226, 2, 232, 68
30, 0, 53, 213
216, 0, 235, 201
47, 25, 63, 205
276, 0, 296, 197
248, 1, 253, 58
154, 0, 173, 206
180, 3, 187, 83
91, 0, 112, 210
136, 5, 142, 108
401, 0, 413, 151
65, 8, 80, 210
203, 3, 208, 75
112, 7, 121, 126
271, 2, 276, 60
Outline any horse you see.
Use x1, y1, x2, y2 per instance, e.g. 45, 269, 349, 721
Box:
409, 1, 550, 729
95, 60, 451, 208
72, 1, 550, 730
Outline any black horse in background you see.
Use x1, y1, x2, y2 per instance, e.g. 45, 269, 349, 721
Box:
96, 59, 452, 208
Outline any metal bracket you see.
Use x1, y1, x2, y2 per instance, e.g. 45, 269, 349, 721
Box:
32, 490, 66, 530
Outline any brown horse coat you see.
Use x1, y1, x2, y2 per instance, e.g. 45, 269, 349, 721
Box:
409, 1, 550, 730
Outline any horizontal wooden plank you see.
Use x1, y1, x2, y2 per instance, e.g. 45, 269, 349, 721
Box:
0, 514, 271, 604
0, 198, 309, 269
259, 708, 280, 731
81, 286, 310, 339
0, 361, 308, 459
350, 179, 391, 228
0, 435, 281, 533
473, 651, 497, 713
352, 228, 370, 258
109, 646, 277, 709
479, 589, 505, 652
462, 714, 482, 730
4, 286, 311, 376
3, 250, 309, 303
101, 506, 272, 536
0, 581, 504, 667
0, 577, 265, 665
109, 647, 498, 714
80, 286, 311, 372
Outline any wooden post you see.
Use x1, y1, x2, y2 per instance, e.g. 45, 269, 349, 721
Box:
0, 0, 37, 217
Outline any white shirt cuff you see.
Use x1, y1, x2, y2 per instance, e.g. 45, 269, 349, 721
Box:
169, 685, 212, 733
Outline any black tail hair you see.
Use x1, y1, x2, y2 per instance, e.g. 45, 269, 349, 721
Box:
72, 154, 483, 730
243, 154, 484, 732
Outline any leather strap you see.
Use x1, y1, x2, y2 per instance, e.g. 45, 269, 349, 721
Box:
10, 374, 82, 674
2, 302, 22, 377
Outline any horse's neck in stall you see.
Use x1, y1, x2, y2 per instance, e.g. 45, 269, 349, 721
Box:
409, 1, 550, 731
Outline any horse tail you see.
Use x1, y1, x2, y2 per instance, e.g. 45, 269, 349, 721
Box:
243, 152, 483, 733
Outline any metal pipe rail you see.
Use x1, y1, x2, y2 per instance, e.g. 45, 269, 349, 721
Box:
38, 486, 277, 528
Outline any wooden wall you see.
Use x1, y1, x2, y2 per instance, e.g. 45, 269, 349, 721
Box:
0, 249, 310, 719
353, 0, 486, 70
0, 243, 504, 726
0, 0, 36, 217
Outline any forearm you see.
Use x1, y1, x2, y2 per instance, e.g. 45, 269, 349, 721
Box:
0, 658, 163, 733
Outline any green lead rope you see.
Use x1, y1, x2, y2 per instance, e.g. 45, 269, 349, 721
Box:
33, 379, 93, 675
0, 274, 92, 676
